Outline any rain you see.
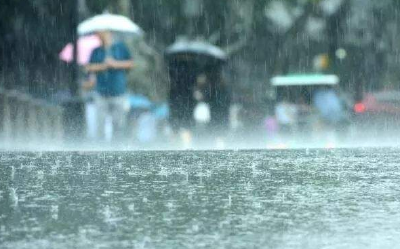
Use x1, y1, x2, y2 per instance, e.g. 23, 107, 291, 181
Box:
1, 0, 400, 248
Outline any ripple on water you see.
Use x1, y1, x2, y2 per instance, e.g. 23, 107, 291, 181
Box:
0, 149, 400, 248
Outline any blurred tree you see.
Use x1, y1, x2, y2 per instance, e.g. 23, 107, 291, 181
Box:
85, 0, 109, 14
0, 0, 76, 98
1, 0, 400, 102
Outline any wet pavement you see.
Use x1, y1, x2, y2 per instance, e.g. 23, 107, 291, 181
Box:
1, 148, 400, 248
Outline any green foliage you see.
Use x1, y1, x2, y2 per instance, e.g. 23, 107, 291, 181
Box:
0, 0, 76, 95
86, 0, 110, 14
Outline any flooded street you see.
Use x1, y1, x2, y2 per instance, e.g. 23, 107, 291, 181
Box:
1, 148, 400, 248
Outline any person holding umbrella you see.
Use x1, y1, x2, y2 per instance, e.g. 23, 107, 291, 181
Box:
86, 29, 133, 142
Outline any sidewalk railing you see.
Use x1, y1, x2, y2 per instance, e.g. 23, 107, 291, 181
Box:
0, 88, 64, 149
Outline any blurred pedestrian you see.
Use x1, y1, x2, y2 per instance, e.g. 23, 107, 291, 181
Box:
86, 30, 133, 142
81, 73, 97, 140
205, 70, 231, 136
312, 87, 345, 126
264, 104, 279, 143
275, 96, 298, 134
136, 109, 158, 144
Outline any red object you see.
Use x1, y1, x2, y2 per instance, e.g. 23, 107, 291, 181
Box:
354, 102, 366, 113
356, 93, 400, 114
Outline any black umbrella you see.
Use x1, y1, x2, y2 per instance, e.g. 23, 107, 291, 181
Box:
166, 38, 228, 63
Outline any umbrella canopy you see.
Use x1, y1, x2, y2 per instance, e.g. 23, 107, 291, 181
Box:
78, 13, 143, 36
271, 74, 339, 86
166, 38, 228, 61
59, 34, 101, 65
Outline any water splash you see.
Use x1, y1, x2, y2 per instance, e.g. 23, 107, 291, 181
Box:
10, 187, 18, 207
11, 166, 15, 181
102, 205, 112, 222
50, 205, 59, 220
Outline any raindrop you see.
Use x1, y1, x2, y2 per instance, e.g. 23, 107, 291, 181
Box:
86, 162, 91, 174
11, 166, 15, 180
10, 188, 18, 207
102, 205, 112, 222
166, 201, 174, 209
253, 201, 262, 209
37, 170, 44, 181
51, 205, 59, 220
191, 224, 200, 233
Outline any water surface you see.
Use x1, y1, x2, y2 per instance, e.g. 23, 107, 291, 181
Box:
1, 149, 400, 248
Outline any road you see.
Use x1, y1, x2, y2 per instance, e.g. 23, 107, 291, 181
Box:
1, 148, 400, 248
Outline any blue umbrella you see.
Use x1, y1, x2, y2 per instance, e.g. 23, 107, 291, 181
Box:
129, 94, 153, 109
129, 94, 169, 120
153, 103, 169, 120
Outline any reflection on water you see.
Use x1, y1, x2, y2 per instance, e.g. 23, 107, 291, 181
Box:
1, 149, 400, 248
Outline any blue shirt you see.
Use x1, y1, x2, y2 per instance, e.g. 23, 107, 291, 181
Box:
313, 89, 345, 123
89, 42, 132, 97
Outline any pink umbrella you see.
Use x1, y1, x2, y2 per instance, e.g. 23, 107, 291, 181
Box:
59, 34, 102, 65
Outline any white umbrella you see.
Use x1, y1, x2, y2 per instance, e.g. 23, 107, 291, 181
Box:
78, 13, 143, 36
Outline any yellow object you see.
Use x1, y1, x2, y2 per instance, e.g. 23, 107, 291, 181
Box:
313, 54, 330, 71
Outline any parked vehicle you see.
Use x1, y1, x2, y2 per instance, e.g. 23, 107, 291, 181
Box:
270, 74, 352, 146
352, 91, 400, 137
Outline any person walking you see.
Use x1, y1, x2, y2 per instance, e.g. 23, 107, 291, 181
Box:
86, 30, 133, 143
275, 96, 298, 134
